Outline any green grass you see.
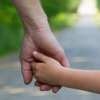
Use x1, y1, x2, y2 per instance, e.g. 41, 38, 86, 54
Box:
0, 25, 23, 56
49, 13, 78, 32
0, 13, 78, 57
0, 0, 80, 57
95, 13, 100, 25
95, 0, 100, 25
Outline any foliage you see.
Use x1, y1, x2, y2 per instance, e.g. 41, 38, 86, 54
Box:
0, 0, 23, 56
41, 0, 80, 18
95, 0, 100, 26
97, 0, 100, 10
0, 0, 80, 56
49, 13, 78, 32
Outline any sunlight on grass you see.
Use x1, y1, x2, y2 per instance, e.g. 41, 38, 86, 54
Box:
95, 13, 100, 25
95, 0, 100, 26
0, 0, 80, 56
49, 13, 78, 32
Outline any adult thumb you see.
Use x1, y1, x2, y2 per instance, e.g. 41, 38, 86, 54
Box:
33, 51, 48, 62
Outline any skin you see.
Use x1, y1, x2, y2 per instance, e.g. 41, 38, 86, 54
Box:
11, 0, 70, 93
31, 51, 100, 94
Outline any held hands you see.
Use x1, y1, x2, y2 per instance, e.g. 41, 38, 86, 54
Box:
20, 28, 70, 93
11, 0, 70, 93
31, 51, 64, 86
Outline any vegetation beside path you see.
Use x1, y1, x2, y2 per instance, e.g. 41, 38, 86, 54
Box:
95, 0, 100, 25
0, 0, 80, 56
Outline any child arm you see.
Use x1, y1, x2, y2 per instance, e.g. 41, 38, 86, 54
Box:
31, 51, 100, 94
61, 68, 100, 94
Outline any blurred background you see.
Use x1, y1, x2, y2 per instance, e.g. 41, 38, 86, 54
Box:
1, 0, 100, 100
0, 0, 80, 56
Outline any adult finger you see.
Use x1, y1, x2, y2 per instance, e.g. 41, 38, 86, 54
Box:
54, 50, 70, 68
35, 81, 43, 87
40, 84, 53, 91
61, 57, 70, 68
35, 81, 52, 91
52, 51, 70, 93
20, 59, 33, 85
52, 86, 62, 93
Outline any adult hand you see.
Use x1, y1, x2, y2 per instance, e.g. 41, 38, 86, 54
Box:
19, 24, 70, 93
11, 0, 70, 93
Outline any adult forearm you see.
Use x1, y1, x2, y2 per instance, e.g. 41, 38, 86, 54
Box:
61, 68, 100, 94
11, 0, 48, 33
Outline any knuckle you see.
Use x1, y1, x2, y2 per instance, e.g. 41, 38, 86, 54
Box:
34, 73, 40, 80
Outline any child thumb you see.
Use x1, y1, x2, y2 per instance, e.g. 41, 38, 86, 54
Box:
33, 51, 47, 62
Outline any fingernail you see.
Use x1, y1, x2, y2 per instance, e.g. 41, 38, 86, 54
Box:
33, 51, 38, 56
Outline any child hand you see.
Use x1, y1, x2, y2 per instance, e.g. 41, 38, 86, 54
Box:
31, 51, 64, 86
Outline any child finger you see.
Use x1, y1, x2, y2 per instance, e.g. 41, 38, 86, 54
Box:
31, 62, 38, 70
33, 51, 49, 62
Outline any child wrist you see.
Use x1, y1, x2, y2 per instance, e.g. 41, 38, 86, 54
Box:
57, 67, 66, 86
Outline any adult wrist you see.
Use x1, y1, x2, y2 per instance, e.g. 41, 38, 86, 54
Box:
21, 14, 49, 34
11, 0, 48, 34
